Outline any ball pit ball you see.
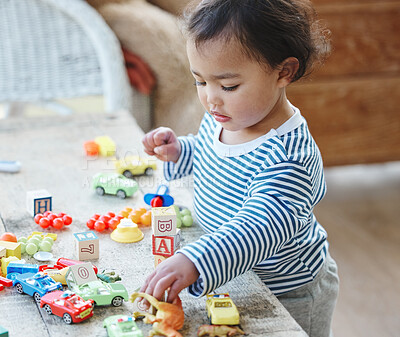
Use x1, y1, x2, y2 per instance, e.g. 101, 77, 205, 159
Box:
62, 215, 73, 226
25, 242, 38, 255
27, 237, 41, 247
52, 218, 64, 229
180, 209, 191, 217
39, 240, 52, 252
20, 242, 26, 254
35, 211, 72, 230
94, 220, 106, 232
39, 217, 51, 228
42, 237, 54, 247
18, 237, 28, 244
182, 214, 193, 227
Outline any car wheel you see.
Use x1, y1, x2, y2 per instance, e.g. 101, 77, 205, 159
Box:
144, 167, 153, 175
116, 190, 126, 199
111, 296, 124, 307
43, 304, 52, 315
123, 170, 133, 179
62, 313, 73, 324
33, 292, 41, 303
96, 187, 105, 196
15, 283, 23, 294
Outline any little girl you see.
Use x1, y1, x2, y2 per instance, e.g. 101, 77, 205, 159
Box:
141, 1, 339, 336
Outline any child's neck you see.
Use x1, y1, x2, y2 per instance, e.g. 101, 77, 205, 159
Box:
219, 98, 294, 145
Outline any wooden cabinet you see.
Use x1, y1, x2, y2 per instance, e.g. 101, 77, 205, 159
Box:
287, 0, 400, 166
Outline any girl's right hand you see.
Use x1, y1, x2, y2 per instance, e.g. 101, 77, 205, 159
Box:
142, 127, 181, 163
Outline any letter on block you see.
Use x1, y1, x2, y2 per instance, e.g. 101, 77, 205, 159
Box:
154, 254, 167, 267
151, 206, 177, 236
73, 231, 99, 261
26, 189, 52, 216
151, 229, 181, 258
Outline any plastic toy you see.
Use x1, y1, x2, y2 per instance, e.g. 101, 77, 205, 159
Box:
0, 276, 13, 287
69, 280, 129, 307
103, 315, 144, 337
94, 136, 116, 157
131, 292, 184, 337
92, 172, 139, 199
73, 231, 99, 261
114, 155, 157, 178
119, 207, 152, 227
26, 189, 52, 216
174, 206, 194, 228
39, 257, 98, 275
0, 232, 17, 242
84, 140, 100, 156
97, 270, 122, 283
86, 212, 124, 232
6, 262, 39, 279
0, 160, 21, 173
206, 293, 240, 326
0, 325, 8, 337
40, 290, 94, 324
34, 211, 72, 229
144, 184, 174, 207
13, 272, 63, 303
42, 267, 69, 285
0, 256, 20, 276
197, 325, 245, 337
18, 234, 55, 256
110, 219, 144, 243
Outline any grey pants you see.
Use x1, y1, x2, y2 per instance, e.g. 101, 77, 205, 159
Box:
277, 253, 339, 337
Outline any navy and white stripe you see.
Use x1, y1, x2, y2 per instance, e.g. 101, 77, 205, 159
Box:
165, 105, 328, 297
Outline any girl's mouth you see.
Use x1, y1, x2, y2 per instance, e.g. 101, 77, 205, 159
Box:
211, 111, 231, 123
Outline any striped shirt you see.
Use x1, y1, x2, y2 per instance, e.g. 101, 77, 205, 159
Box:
164, 104, 328, 297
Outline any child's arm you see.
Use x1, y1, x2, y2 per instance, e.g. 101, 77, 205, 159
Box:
139, 253, 200, 304
142, 127, 181, 163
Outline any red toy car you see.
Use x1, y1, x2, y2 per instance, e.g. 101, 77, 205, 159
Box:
40, 290, 94, 324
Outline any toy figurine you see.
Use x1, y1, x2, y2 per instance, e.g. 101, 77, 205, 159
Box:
130, 292, 184, 337
97, 270, 122, 283
197, 325, 245, 337
144, 184, 174, 207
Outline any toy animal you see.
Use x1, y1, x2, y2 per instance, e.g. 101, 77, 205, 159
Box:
130, 292, 184, 337
97, 270, 121, 283
197, 325, 245, 337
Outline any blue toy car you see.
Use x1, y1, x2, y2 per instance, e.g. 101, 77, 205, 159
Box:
13, 272, 63, 303
6, 262, 39, 280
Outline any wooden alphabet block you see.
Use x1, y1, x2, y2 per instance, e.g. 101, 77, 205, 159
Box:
73, 231, 99, 261
151, 229, 181, 258
154, 254, 167, 267
0, 246, 6, 259
151, 206, 177, 236
26, 189, 52, 216
65, 262, 98, 286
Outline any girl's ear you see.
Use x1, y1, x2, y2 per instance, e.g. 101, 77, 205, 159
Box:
277, 57, 299, 87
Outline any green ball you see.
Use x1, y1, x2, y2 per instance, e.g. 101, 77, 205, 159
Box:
27, 237, 40, 247
182, 215, 193, 227
25, 243, 38, 255
20, 242, 26, 254
32, 234, 43, 241
173, 205, 181, 218
18, 237, 28, 243
180, 208, 191, 217
42, 237, 54, 246
176, 217, 182, 228
39, 241, 52, 252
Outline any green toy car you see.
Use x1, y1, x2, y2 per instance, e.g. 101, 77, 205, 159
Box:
71, 280, 129, 306
103, 315, 143, 337
92, 173, 138, 199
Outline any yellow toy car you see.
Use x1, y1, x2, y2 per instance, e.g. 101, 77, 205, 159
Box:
206, 293, 240, 325
114, 156, 157, 178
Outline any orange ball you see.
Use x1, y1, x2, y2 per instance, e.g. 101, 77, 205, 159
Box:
128, 211, 142, 224
136, 207, 147, 216
140, 211, 152, 226
0, 232, 17, 242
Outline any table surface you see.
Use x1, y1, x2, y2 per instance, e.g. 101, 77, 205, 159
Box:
0, 111, 307, 337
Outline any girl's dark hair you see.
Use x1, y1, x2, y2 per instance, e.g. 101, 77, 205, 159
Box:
183, 0, 330, 82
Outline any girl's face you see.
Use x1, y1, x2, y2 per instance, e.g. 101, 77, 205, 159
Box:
187, 37, 293, 143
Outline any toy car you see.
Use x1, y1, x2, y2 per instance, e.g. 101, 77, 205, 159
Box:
92, 173, 139, 199
40, 290, 94, 324
206, 293, 240, 325
71, 280, 129, 306
6, 262, 39, 280
114, 155, 157, 178
103, 314, 144, 337
13, 272, 63, 303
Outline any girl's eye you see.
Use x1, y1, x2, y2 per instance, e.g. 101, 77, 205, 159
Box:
222, 85, 239, 92
194, 80, 206, 87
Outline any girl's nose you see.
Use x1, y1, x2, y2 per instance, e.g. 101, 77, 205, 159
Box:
206, 89, 221, 106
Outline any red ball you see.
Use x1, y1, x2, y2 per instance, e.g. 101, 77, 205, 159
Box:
107, 212, 116, 218
94, 220, 106, 232
52, 218, 64, 229
58, 212, 66, 218
43, 211, 52, 217
39, 217, 51, 229
87, 218, 96, 229
34, 214, 43, 224
99, 214, 111, 224
62, 215, 72, 226
108, 218, 120, 230
92, 213, 101, 220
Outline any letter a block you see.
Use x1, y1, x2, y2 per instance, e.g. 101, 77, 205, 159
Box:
73, 231, 99, 261
26, 189, 52, 216
151, 206, 177, 236
151, 229, 181, 257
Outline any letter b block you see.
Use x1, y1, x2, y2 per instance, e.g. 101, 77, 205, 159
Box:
151, 206, 177, 236
73, 231, 99, 261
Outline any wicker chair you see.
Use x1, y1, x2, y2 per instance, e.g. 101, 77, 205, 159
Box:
0, 0, 151, 130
